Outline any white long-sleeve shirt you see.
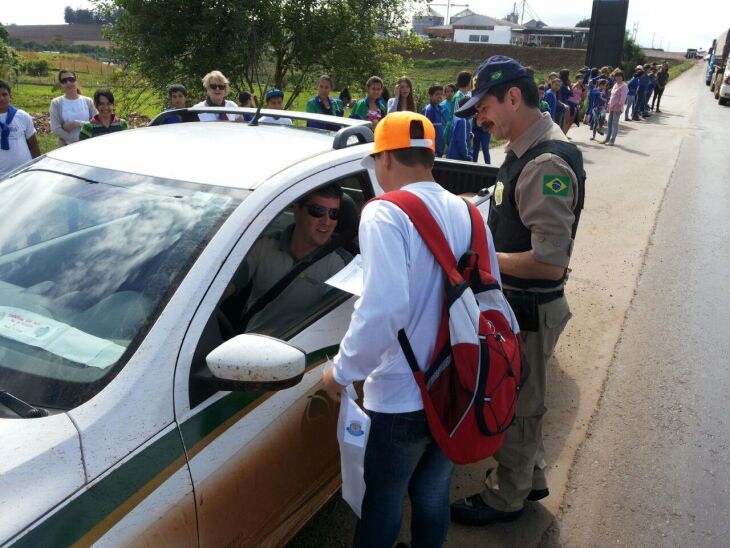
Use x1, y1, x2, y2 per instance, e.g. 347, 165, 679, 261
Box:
332, 181, 500, 413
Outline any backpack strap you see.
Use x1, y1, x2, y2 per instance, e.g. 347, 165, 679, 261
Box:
375, 190, 497, 286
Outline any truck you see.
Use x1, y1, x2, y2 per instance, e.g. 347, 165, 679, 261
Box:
709, 29, 730, 94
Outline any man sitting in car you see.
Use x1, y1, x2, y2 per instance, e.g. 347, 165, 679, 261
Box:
225, 183, 352, 335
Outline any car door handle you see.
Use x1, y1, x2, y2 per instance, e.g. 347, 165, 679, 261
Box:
306, 390, 333, 420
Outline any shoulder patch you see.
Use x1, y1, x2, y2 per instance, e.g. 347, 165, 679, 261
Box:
543, 175, 570, 196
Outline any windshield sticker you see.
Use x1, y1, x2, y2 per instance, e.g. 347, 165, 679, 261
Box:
0, 306, 126, 369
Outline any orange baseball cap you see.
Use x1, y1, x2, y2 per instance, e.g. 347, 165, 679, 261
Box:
366, 111, 436, 159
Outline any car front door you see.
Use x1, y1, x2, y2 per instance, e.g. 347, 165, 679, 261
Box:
173, 162, 373, 547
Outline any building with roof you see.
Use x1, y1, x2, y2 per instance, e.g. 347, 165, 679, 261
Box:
516, 20, 589, 48
424, 14, 523, 45
412, 7, 445, 37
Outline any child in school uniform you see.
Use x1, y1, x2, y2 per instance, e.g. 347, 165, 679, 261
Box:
422, 84, 446, 157
260, 88, 292, 125
643, 73, 656, 117
446, 96, 472, 161
589, 79, 609, 140
625, 68, 641, 121
538, 85, 551, 113
440, 83, 456, 151
543, 79, 558, 120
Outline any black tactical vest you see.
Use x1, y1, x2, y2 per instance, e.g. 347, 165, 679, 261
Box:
488, 140, 586, 289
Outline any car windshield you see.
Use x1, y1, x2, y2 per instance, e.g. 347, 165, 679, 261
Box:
0, 158, 248, 410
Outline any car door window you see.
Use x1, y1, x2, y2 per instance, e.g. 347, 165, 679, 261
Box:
188, 171, 371, 408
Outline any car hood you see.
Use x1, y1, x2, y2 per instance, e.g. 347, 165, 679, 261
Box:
0, 413, 85, 544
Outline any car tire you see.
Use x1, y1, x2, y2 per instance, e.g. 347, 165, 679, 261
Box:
720, 98, 727, 106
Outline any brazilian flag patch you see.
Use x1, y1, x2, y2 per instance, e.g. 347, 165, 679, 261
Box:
543, 175, 570, 196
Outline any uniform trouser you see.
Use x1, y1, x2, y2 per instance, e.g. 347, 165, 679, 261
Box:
652, 86, 665, 110
481, 296, 572, 512
624, 94, 636, 120
472, 126, 491, 164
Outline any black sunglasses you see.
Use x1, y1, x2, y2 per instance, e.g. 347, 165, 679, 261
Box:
209, 83, 227, 90
306, 204, 339, 220
60, 77, 77, 84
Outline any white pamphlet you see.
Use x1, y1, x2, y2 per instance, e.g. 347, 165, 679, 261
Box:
325, 254, 364, 297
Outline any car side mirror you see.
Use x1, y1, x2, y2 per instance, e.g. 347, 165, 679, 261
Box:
204, 334, 306, 392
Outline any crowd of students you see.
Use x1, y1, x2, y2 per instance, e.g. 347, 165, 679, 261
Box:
538, 61, 671, 146
0, 60, 672, 179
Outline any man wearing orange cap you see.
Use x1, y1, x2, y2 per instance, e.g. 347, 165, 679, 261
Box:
323, 111, 500, 547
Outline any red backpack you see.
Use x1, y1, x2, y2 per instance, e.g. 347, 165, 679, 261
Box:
375, 191, 522, 465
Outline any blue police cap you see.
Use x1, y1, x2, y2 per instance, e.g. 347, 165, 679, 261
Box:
455, 55, 534, 118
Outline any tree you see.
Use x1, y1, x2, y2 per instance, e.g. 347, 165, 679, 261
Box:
0, 33, 21, 80
575, 18, 590, 28
94, 0, 418, 108
64, 6, 76, 24
65, 6, 116, 24
621, 32, 646, 72
0, 22, 9, 42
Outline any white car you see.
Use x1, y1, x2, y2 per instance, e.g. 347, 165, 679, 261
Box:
0, 108, 496, 547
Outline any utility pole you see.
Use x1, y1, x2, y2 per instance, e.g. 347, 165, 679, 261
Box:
520, 0, 526, 25
652, 32, 656, 48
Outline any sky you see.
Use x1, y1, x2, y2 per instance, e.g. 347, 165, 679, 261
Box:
3, 0, 730, 52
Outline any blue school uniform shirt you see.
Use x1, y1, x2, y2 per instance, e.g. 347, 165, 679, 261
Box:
639, 73, 650, 92
422, 102, 445, 157
590, 88, 607, 113
543, 89, 557, 119
446, 116, 471, 161
627, 76, 640, 94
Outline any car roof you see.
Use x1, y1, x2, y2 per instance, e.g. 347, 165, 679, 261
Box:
47, 122, 359, 190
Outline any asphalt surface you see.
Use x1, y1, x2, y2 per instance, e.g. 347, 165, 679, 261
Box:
289, 64, 716, 548
548, 66, 730, 546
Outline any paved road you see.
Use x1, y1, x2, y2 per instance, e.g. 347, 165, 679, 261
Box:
289, 64, 711, 548
548, 66, 730, 546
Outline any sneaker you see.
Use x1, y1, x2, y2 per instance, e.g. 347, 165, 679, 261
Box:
607, 141, 615, 146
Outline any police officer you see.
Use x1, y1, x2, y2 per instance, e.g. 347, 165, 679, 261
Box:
450, 56, 585, 525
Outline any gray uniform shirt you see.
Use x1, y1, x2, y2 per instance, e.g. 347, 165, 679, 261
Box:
241, 226, 351, 334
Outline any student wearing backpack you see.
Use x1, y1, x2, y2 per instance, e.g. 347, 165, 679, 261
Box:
323, 111, 502, 547
449, 55, 585, 526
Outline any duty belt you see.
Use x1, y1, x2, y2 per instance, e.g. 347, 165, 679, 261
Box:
503, 288, 564, 305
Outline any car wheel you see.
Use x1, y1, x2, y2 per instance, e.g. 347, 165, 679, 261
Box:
720, 98, 727, 106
